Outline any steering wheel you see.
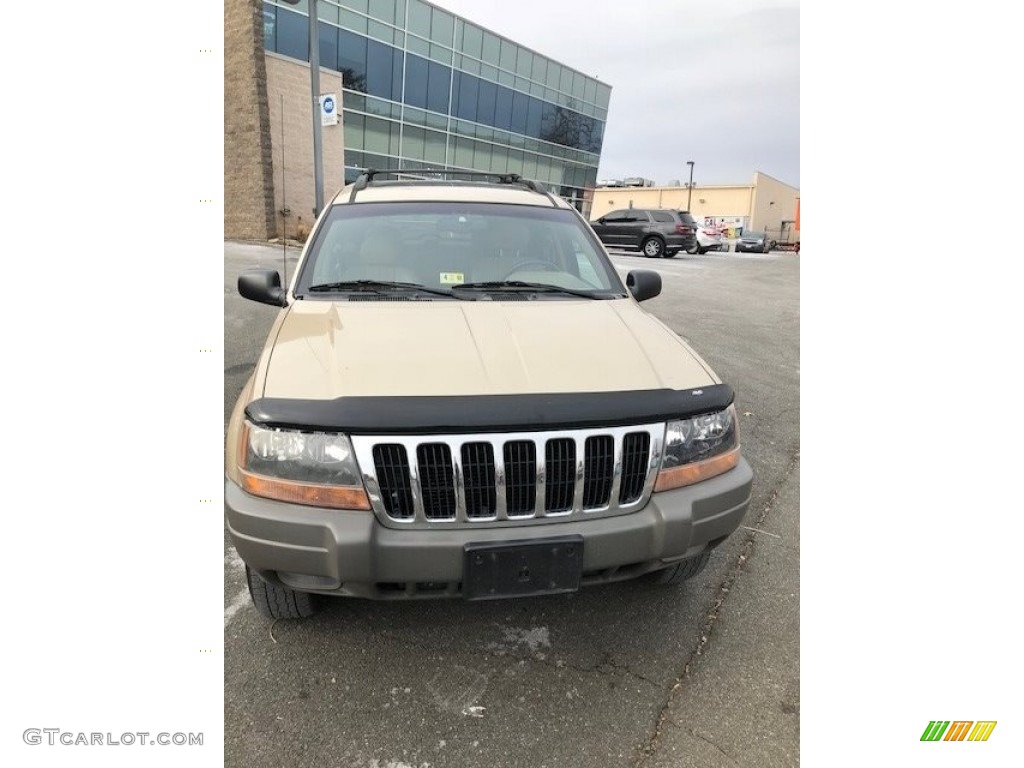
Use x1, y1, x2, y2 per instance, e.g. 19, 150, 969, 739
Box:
500, 260, 559, 280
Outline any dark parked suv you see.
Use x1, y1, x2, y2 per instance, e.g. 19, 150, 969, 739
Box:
589, 208, 698, 258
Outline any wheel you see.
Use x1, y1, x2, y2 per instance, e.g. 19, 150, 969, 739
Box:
696, 245, 706, 255
663, 249, 678, 258
641, 237, 664, 258
770, 240, 778, 250
686, 242, 700, 255
246, 566, 322, 619
647, 551, 711, 585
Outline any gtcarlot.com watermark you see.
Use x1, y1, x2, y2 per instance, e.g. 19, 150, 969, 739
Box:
24, 729, 203, 747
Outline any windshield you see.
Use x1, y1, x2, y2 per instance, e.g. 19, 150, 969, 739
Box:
744, 232, 765, 239
295, 202, 625, 298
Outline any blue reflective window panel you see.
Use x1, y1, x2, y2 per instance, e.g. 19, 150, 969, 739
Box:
526, 96, 543, 138
494, 86, 513, 131
318, 22, 338, 72
338, 29, 368, 92
276, 7, 308, 61
476, 79, 497, 127
263, 4, 276, 50
591, 120, 605, 153
456, 72, 479, 121
511, 90, 528, 135
560, 109, 580, 148
366, 39, 396, 101
451, 70, 461, 115
540, 102, 557, 143
404, 54, 428, 109
392, 48, 404, 103
426, 61, 451, 114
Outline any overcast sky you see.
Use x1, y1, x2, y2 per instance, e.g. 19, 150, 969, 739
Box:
431, 0, 799, 188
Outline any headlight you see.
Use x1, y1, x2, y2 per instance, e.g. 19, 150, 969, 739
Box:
238, 423, 370, 509
654, 405, 740, 491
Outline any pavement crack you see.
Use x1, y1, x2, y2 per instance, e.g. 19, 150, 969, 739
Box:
631, 447, 800, 768
690, 728, 739, 765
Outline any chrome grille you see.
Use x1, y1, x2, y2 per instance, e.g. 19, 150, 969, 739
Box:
582, 435, 614, 508
504, 440, 537, 516
461, 442, 496, 518
353, 424, 664, 528
373, 444, 415, 519
416, 443, 456, 519
544, 438, 576, 514
620, 432, 651, 504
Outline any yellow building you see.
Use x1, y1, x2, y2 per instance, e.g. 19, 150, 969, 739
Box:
590, 171, 799, 243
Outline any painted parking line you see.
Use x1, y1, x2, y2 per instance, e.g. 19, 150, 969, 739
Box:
224, 546, 249, 627
224, 589, 251, 627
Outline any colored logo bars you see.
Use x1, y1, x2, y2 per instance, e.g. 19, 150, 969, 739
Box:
920, 721, 997, 742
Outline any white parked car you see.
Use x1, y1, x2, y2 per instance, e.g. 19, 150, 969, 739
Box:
685, 218, 725, 255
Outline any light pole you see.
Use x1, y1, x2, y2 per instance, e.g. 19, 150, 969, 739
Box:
282, 0, 324, 217
686, 160, 695, 211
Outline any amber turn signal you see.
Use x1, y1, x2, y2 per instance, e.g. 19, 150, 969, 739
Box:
654, 447, 740, 492
239, 470, 371, 510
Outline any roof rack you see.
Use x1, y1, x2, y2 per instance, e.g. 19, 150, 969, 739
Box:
347, 167, 560, 207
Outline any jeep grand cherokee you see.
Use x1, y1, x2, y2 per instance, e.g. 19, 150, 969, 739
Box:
225, 170, 753, 619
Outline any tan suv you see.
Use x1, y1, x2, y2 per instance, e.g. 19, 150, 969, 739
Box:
226, 170, 753, 618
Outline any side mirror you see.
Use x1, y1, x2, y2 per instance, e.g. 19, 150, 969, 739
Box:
626, 269, 661, 302
238, 269, 288, 307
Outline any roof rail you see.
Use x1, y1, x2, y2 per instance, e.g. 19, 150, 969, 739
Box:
347, 167, 560, 207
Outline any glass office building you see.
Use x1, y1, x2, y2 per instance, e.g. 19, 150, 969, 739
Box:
261, 0, 611, 212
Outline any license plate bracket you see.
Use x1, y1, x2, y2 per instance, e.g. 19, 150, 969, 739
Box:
463, 536, 584, 600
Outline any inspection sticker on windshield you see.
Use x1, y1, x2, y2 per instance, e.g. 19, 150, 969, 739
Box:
440, 272, 465, 284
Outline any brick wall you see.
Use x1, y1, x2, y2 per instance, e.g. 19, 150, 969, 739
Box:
224, 0, 276, 240
265, 55, 345, 241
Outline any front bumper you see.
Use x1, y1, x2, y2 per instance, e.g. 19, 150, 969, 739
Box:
225, 458, 753, 599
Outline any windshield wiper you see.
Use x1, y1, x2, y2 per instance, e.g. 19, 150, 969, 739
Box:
452, 280, 606, 299
307, 279, 460, 298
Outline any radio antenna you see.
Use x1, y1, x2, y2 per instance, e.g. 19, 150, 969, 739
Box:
280, 93, 288, 288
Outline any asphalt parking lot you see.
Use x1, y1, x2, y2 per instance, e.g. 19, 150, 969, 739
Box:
224, 241, 800, 768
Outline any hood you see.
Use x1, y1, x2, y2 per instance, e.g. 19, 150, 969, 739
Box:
259, 298, 717, 399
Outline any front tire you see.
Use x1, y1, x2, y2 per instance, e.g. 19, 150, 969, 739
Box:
642, 237, 665, 258
246, 566, 322, 619
648, 551, 711, 585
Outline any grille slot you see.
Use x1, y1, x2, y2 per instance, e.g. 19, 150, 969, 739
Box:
461, 442, 496, 518
619, 432, 651, 504
583, 435, 614, 508
503, 441, 537, 516
544, 438, 576, 513
416, 443, 456, 519
373, 444, 415, 519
